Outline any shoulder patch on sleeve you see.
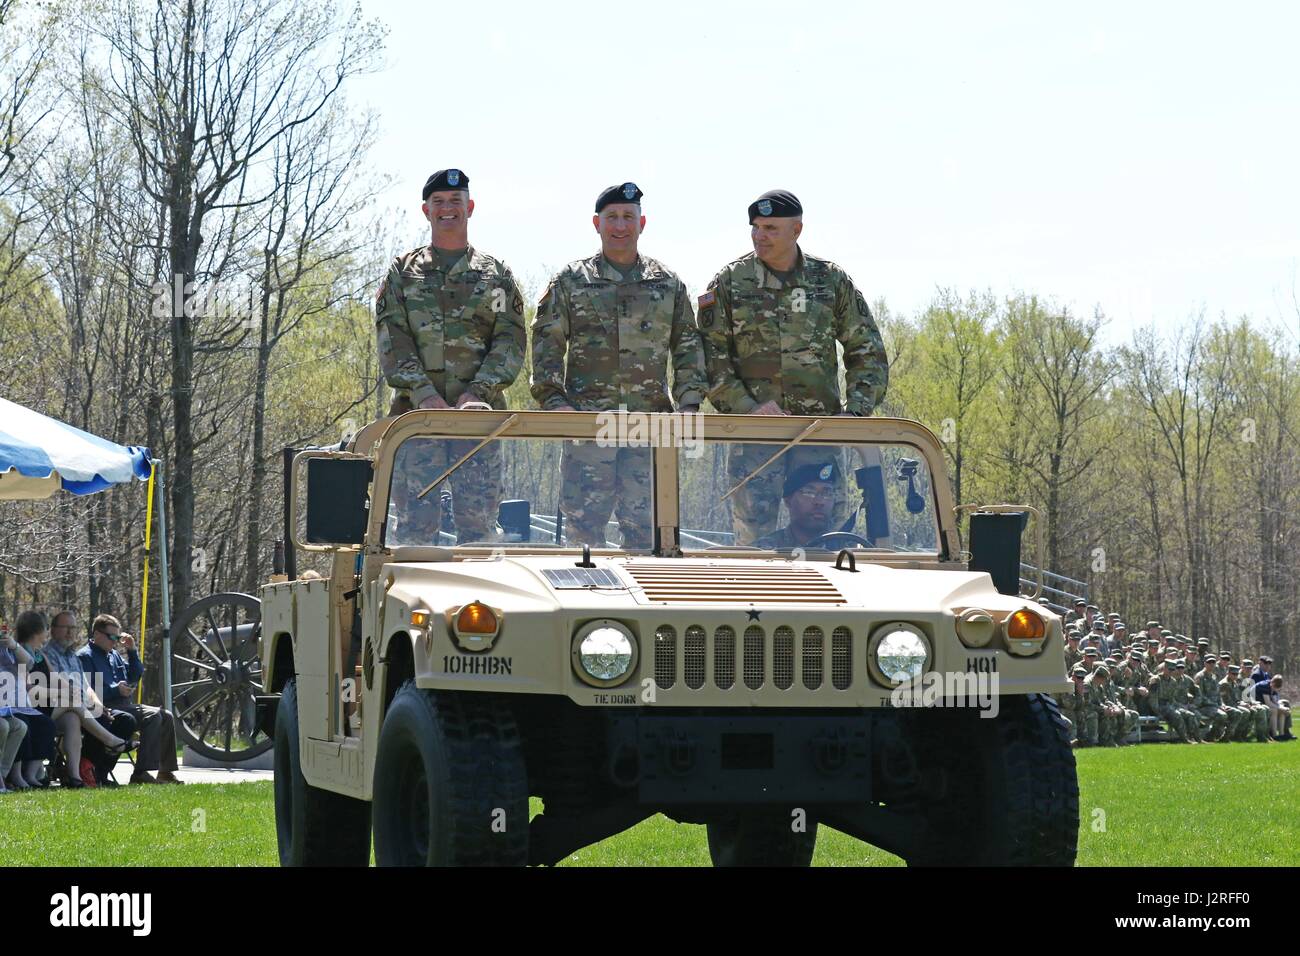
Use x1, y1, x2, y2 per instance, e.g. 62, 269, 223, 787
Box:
698, 290, 715, 308
855, 289, 871, 317
375, 277, 388, 303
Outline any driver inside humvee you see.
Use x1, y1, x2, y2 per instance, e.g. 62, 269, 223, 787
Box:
751, 461, 839, 550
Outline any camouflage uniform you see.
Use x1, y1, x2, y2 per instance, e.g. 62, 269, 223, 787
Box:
698, 248, 888, 545
1063, 642, 1083, 673
1126, 657, 1155, 716
376, 244, 526, 543
531, 253, 707, 549
1083, 670, 1118, 746
1056, 670, 1088, 743
1173, 670, 1207, 742
1193, 667, 1229, 741
1109, 664, 1141, 741
751, 525, 805, 551
1233, 672, 1271, 741
1104, 667, 1139, 743
1150, 672, 1196, 742
1216, 675, 1250, 741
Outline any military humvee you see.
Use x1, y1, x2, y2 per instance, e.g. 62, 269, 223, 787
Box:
256, 410, 1078, 866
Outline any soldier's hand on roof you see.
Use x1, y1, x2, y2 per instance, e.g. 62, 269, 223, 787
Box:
419, 394, 450, 410
752, 400, 786, 416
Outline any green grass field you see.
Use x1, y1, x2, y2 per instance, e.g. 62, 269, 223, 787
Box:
3, 741, 1295, 866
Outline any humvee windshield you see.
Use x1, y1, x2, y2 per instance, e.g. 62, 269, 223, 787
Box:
678, 440, 939, 554
383, 432, 939, 555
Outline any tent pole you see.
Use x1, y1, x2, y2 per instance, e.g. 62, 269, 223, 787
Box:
154, 458, 174, 714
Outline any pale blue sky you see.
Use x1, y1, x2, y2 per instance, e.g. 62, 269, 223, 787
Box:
350, 0, 1300, 340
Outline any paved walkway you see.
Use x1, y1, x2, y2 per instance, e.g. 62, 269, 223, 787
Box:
112, 758, 273, 785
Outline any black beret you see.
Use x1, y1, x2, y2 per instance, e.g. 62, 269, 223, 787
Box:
595, 182, 643, 213
783, 461, 838, 498
422, 169, 468, 200
748, 189, 802, 223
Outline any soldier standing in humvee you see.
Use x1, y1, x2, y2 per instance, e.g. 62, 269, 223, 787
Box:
531, 183, 707, 549
375, 169, 526, 544
698, 189, 889, 545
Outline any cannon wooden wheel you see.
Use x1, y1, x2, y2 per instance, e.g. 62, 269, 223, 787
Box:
168, 592, 271, 762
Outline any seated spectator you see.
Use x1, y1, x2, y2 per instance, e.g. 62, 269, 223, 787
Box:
0, 651, 26, 792
79, 614, 183, 785
1, 611, 59, 789
43, 610, 134, 788
1253, 664, 1291, 740
1269, 677, 1293, 740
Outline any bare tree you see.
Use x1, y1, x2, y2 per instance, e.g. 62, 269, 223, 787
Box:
998, 297, 1115, 574
90, 0, 383, 608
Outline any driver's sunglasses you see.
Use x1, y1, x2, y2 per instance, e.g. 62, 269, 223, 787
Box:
793, 487, 835, 503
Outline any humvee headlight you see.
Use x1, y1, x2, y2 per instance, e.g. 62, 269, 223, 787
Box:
456, 602, 498, 635
572, 621, 638, 687
868, 623, 930, 687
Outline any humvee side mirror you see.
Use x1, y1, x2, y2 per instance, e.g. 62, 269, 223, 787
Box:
304, 457, 372, 546
967, 511, 1026, 597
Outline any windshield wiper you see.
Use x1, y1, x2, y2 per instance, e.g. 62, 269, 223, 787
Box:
721, 418, 826, 502
417, 413, 520, 499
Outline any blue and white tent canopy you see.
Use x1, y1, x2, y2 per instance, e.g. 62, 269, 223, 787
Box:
0, 397, 152, 500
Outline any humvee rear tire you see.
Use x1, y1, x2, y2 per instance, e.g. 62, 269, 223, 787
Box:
273, 678, 372, 866
906, 693, 1078, 866
372, 684, 528, 866
706, 811, 818, 867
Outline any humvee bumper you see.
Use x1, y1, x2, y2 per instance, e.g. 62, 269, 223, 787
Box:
606, 711, 871, 805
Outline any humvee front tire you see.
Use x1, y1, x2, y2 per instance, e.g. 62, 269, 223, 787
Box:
273, 678, 372, 866
906, 693, 1078, 866
707, 812, 818, 867
372, 684, 528, 866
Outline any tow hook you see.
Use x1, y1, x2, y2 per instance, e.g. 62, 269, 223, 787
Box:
660, 730, 697, 775
812, 729, 850, 774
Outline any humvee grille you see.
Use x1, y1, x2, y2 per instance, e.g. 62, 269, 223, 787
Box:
654, 625, 676, 689
743, 626, 765, 689
773, 626, 795, 689
714, 626, 735, 689
802, 627, 824, 689
623, 562, 845, 605
684, 625, 706, 689
649, 624, 856, 695
832, 626, 853, 690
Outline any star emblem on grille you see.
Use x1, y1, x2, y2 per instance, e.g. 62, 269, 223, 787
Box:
747, 608, 762, 621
